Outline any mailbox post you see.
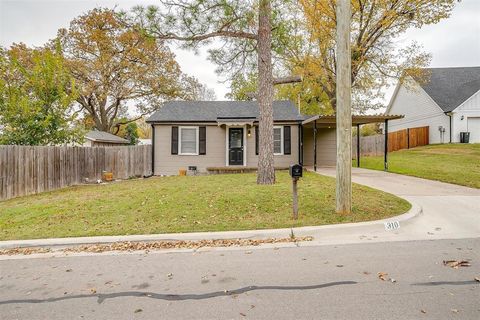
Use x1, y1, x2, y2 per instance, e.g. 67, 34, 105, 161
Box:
289, 164, 303, 220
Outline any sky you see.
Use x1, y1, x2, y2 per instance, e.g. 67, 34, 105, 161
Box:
1, 0, 479, 105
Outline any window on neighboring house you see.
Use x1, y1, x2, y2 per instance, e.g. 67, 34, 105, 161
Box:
179, 127, 198, 155
273, 126, 283, 155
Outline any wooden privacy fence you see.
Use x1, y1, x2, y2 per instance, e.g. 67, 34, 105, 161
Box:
388, 126, 429, 152
352, 134, 385, 158
352, 126, 429, 158
0, 145, 152, 201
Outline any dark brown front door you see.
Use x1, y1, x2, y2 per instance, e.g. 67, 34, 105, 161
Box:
229, 128, 244, 165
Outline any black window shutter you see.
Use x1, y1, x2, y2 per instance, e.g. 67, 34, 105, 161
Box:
171, 126, 178, 155
199, 126, 206, 155
284, 126, 291, 155
255, 126, 259, 155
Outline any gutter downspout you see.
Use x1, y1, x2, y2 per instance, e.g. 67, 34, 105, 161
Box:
446, 112, 452, 143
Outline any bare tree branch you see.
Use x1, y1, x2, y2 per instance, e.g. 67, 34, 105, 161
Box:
273, 75, 302, 85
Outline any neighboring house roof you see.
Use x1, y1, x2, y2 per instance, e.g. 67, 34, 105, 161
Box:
146, 100, 306, 123
413, 66, 480, 112
85, 130, 129, 144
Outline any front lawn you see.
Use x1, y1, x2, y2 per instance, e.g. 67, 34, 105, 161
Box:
0, 172, 410, 241
359, 144, 480, 188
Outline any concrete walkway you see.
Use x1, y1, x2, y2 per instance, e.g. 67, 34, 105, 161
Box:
1, 168, 479, 251
314, 167, 480, 243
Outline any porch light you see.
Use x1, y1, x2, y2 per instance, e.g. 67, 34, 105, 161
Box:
247, 129, 251, 137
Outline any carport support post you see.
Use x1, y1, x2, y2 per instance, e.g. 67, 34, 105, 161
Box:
356, 124, 360, 168
313, 120, 317, 171
335, 0, 352, 214
384, 119, 389, 171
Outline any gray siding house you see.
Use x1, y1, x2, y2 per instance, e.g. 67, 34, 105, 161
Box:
147, 101, 304, 175
147, 100, 401, 175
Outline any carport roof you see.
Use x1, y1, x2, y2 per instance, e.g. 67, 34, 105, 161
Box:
302, 114, 404, 126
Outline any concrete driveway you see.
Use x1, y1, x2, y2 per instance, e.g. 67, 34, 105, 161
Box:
313, 167, 480, 244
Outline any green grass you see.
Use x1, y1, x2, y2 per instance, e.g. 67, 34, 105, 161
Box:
0, 172, 410, 241
358, 144, 480, 188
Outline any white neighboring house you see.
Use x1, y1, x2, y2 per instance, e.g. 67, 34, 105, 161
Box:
138, 139, 152, 145
386, 66, 480, 143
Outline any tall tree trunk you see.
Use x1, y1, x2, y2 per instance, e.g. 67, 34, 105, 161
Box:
256, 0, 275, 185
335, 0, 352, 214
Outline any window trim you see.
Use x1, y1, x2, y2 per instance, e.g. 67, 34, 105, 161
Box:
273, 126, 284, 155
178, 126, 199, 155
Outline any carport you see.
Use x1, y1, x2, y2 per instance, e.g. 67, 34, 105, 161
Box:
301, 114, 404, 171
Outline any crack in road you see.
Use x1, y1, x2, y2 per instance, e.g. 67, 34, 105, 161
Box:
0, 281, 358, 305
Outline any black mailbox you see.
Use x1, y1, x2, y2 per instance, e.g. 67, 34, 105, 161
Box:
289, 164, 303, 178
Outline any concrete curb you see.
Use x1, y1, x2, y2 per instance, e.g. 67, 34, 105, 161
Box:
0, 203, 421, 250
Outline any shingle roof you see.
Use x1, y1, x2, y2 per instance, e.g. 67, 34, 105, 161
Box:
85, 130, 129, 144
414, 67, 480, 112
146, 100, 306, 123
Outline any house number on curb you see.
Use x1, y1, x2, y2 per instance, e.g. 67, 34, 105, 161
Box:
384, 221, 400, 231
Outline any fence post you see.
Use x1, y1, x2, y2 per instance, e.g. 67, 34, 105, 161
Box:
407, 128, 410, 149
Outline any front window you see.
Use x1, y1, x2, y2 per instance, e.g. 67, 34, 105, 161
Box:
179, 127, 198, 155
274, 126, 283, 155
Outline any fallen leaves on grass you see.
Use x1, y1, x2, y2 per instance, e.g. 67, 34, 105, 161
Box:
443, 260, 471, 269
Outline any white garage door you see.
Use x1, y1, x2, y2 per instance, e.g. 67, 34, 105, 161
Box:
467, 117, 480, 143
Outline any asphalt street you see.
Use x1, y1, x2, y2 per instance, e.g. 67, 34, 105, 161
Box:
1, 238, 479, 320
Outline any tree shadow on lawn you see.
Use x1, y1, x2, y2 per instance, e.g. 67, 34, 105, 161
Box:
0, 281, 357, 305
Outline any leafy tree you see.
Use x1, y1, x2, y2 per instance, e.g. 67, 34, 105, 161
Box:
228, 71, 331, 115
131, 0, 299, 184
227, 0, 457, 114
125, 122, 140, 145
226, 73, 258, 101
57, 8, 212, 134
182, 75, 217, 101
135, 117, 152, 139
292, 0, 457, 112
0, 44, 82, 145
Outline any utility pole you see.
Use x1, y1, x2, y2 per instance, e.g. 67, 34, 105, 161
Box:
335, 0, 352, 214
